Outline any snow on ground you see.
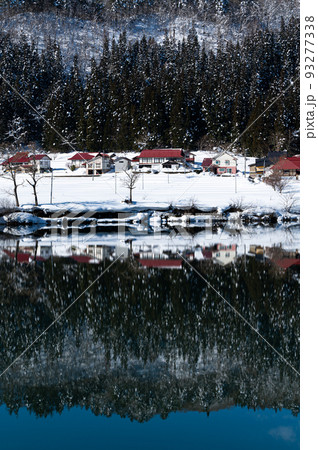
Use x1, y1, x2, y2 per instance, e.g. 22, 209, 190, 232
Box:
0, 167, 300, 215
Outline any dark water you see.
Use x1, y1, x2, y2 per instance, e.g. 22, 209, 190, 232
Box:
0, 227, 300, 448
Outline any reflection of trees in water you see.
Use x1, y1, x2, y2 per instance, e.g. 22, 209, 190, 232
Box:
0, 256, 299, 420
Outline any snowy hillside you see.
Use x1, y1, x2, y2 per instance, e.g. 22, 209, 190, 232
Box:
0, 1, 299, 71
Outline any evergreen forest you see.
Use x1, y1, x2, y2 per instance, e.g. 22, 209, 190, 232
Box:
0, 17, 299, 155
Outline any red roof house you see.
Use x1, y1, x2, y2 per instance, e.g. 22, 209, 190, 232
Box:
2, 152, 30, 165
287, 156, 300, 169
202, 158, 213, 170
2, 152, 51, 171
202, 152, 237, 175
68, 152, 96, 161
68, 152, 97, 168
271, 156, 300, 175
138, 149, 186, 167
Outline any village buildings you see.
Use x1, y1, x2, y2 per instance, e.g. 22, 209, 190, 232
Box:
1, 148, 300, 179
114, 157, 132, 172
248, 152, 300, 178
2, 152, 51, 172
67, 152, 95, 169
138, 149, 187, 168
86, 154, 113, 175
201, 151, 237, 175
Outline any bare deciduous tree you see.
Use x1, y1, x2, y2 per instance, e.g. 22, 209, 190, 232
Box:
1, 163, 23, 207
26, 157, 43, 206
264, 168, 290, 193
122, 171, 140, 203
280, 193, 297, 213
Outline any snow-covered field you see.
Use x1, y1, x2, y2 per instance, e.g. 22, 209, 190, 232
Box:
0, 166, 299, 217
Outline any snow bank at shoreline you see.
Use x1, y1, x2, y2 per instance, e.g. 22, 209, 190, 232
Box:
0, 172, 299, 215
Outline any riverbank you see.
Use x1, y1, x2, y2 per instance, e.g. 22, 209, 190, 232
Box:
0, 171, 300, 222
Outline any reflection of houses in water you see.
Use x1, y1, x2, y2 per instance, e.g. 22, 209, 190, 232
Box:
212, 244, 237, 266
198, 244, 237, 266
248, 245, 265, 260
1, 241, 239, 268
265, 247, 300, 271
3, 249, 36, 263
83, 244, 114, 261
2, 245, 47, 263
68, 243, 125, 264
3, 241, 300, 271
39, 246, 52, 259
133, 244, 237, 269
248, 245, 300, 270
134, 249, 183, 269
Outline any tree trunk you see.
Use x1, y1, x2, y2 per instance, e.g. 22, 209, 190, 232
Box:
13, 184, 19, 207
129, 187, 132, 203
33, 185, 38, 206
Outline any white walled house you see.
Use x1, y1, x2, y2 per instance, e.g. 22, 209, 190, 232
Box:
2, 152, 51, 172
114, 157, 131, 172
68, 152, 95, 168
138, 149, 186, 168
86, 155, 113, 175
30, 154, 51, 172
213, 244, 237, 266
202, 151, 237, 175
212, 152, 237, 175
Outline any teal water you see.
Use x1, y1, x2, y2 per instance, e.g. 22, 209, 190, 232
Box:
0, 406, 299, 450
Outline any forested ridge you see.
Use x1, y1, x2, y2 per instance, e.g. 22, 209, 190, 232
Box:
0, 0, 299, 22
0, 16, 299, 155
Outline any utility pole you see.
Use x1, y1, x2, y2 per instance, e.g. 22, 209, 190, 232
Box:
50, 168, 53, 204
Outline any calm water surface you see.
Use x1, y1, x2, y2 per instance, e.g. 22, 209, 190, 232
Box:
0, 226, 300, 449
0, 406, 299, 449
